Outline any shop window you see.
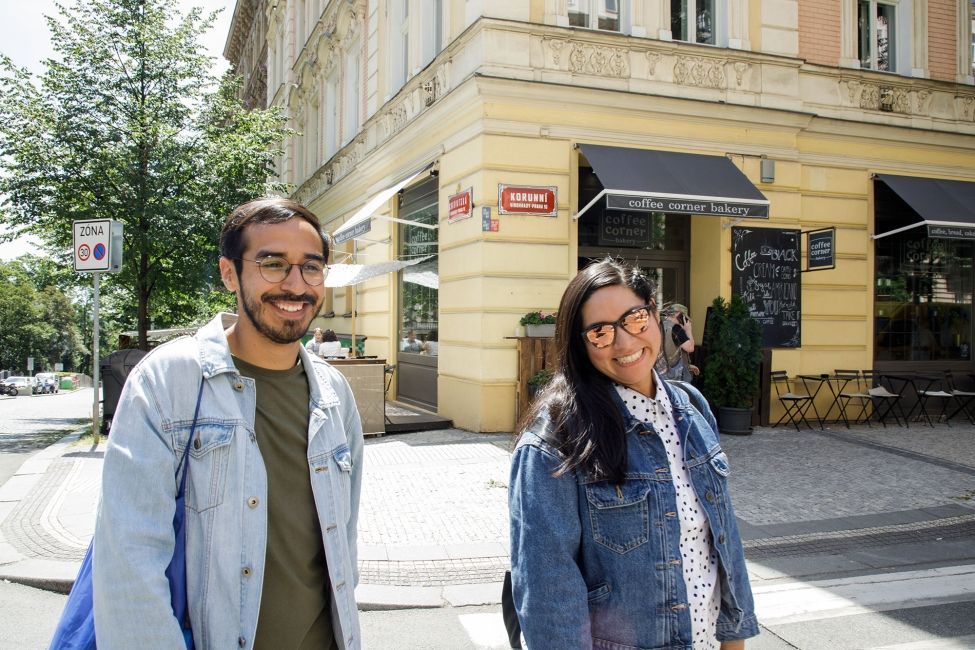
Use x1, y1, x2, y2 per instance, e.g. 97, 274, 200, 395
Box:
858, 0, 898, 72
398, 178, 439, 356
875, 234, 973, 362
672, 0, 716, 45
568, 0, 623, 32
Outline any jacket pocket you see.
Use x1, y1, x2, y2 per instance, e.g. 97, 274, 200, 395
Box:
585, 481, 651, 554
177, 422, 235, 513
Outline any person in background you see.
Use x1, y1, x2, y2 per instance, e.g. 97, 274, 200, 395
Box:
305, 327, 324, 356
93, 198, 364, 649
657, 303, 699, 382
509, 258, 757, 650
401, 329, 422, 353
421, 329, 439, 356
319, 329, 344, 358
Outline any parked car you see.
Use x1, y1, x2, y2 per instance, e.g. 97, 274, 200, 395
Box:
35, 372, 60, 394
5, 376, 38, 396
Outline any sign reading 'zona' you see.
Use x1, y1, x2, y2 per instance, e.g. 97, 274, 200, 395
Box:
73, 219, 113, 272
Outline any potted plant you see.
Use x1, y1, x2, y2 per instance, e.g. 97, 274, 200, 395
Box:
527, 368, 554, 399
700, 294, 762, 435
520, 311, 557, 337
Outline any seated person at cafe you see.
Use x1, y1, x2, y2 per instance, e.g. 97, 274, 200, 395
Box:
319, 329, 344, 358
421, 329, 439, 356
401, 329, 422, 353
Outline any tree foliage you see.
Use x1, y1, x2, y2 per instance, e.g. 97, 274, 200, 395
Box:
0, 258, 87, 373
0, 0, 292, 349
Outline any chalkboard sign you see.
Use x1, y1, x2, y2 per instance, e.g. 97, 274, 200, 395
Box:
732, 227, 801, 348
806, 227, 835, 270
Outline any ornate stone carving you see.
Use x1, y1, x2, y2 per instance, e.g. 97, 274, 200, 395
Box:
645, 52, 660, 77
959, 95, 975, 122
673, 56, 726, 89
733, 61, 749, 87
543, 38, 628, 78
843, 80, 918, 114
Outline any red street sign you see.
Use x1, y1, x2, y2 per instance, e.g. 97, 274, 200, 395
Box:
498, 184, 558, 216
448, 188, 473, 223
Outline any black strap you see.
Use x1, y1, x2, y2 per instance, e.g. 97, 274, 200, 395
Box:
176, 379, 205, 497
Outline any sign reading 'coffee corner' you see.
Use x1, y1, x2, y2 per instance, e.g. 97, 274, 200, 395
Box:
606, 193, 769, 219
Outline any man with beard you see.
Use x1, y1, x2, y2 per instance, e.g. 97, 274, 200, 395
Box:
92, 198, 364, 650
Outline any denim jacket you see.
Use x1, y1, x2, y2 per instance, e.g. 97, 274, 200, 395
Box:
509, 380, 758, 650
93, 314, 364, 649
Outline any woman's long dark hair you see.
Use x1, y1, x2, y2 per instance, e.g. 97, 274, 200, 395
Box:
516, 258, 657, 483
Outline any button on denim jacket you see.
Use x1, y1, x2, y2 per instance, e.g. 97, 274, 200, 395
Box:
93, 314, 364, 650
509, 380, 758, 650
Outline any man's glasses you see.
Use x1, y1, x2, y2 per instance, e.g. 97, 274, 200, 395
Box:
582, 305, 653, 349
238, 256, 327, 286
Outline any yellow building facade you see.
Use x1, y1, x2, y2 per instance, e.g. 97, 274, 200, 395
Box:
225, 0, 975, 431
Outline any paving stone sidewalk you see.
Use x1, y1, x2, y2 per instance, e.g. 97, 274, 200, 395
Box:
1, 421, 974, 607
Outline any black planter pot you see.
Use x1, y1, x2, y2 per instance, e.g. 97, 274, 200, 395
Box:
717, 406, 753, 435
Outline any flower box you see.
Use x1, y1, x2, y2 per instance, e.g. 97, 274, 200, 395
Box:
525, 323, 555, 337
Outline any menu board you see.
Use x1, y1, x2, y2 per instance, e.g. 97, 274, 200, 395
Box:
732, 227, 801, 348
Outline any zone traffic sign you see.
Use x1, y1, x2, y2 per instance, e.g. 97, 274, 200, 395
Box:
73, 219, 112, 272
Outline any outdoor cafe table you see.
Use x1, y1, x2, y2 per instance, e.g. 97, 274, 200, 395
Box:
796, 374, 856, 427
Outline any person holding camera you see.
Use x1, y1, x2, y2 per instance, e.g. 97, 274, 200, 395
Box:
657, 303, 699, 382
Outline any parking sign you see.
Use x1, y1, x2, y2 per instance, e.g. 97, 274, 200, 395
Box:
73, 220, 113, 272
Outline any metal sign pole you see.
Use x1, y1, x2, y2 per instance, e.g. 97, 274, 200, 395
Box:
92, 272, 100, 443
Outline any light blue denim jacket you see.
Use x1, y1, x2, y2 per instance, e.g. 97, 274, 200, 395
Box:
93, 314, 364, 649
509, 380, 758, 650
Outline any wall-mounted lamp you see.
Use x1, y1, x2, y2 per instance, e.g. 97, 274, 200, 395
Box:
760, 158, 775, 184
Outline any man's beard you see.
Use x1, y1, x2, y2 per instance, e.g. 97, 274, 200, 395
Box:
239, 284, 323, 345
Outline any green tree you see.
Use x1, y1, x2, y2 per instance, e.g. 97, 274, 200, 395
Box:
0, 0, 292, 350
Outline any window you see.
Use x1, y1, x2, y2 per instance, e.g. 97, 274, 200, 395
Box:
389, 0, 409, 95
421, 0, 443, 68
858, 0, 897, 71
672, 0, 715, 45
324, 71, 338, 159
875, 234, 972, 362
568, 0, 622, 32
342, 41, 360, 146
398, 178, 439, 356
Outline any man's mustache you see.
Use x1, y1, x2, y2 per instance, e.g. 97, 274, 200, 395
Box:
262, 293, 317, 305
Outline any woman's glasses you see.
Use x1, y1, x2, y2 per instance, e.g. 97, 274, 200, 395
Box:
582, 305, 653, 349
237, 256, 327, 286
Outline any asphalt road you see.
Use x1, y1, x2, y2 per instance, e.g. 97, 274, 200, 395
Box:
0, 388, 94, 485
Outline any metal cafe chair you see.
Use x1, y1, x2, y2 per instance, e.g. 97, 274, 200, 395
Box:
383, 364, 397, 425
914, 372, 954, 427
770, 371, 817, 431
833, 369, 873, 428
944, 370, 975, 425
861, 370, 904, 428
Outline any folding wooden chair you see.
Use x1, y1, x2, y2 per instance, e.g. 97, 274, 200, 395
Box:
771, 370, 816, 431
834, 370, 872, 428
944, 370, 975, 425
861, 370, 903, 427
383, 364, 397, 425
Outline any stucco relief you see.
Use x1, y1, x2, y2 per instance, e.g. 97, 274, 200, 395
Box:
542, 38, 629, 77
842, 80, 926, 115
959, 95, 975, 122
733, 62, 749, 87
645, 52, 660, 77
673, 56, 726, 89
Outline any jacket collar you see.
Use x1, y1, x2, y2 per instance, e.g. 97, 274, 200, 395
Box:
194, 312, 341, 409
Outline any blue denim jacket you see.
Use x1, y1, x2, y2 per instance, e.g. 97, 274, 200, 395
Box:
93, 314, 364, 649
509, 380, 758, 650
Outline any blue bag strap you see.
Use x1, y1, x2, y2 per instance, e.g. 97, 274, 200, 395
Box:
176, 379, 205, 497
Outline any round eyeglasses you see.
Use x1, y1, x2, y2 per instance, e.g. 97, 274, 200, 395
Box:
237, 256, 327, 286
581, 305, 653, 349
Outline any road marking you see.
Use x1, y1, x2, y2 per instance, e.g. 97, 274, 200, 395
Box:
457, 612, 510, 649
753, 565, 975, 625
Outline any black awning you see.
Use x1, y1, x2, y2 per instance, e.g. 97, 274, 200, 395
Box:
874, 174, 975, 240
576, 144, 769, 220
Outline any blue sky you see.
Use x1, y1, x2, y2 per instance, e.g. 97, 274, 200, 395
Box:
0, 0, 234, 260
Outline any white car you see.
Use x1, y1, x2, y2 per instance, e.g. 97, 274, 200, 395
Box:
5, 376, 38, 396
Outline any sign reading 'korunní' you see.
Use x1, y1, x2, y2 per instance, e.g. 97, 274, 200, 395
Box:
606, 193, 769, 219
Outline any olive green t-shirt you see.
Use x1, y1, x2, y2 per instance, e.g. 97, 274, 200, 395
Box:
232, 356, 335, 650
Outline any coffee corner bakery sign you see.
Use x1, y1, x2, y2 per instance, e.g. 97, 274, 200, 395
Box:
498, 184, 558, 217
605, 193, 769, 219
